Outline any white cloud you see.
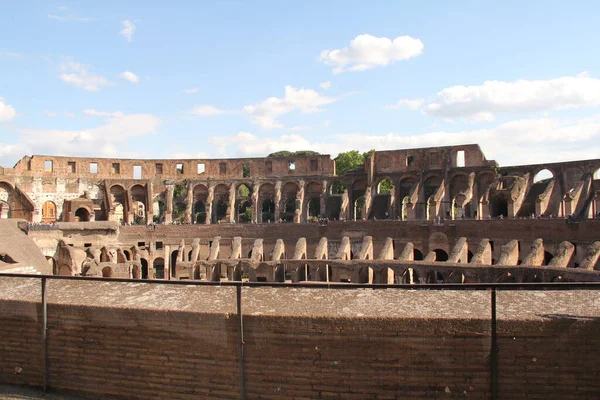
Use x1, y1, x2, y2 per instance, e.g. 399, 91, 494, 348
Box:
83, 109, 124, 117
59, 61, 110, 92
385, 98, 424, 111
0, 98, 16, 122
183, 88, 199, 94
209, 114, 600, 166
320, 34, 424, 74
0, 52, 23, 59
319, 81, 331, 90
243, 85, 337, 130
43, 110, 75, 118
190, 105, 226, 116
422, 72, 600, 122
120, 20, 136, 42
0, 113, 160, 167
119, 71, 139, 83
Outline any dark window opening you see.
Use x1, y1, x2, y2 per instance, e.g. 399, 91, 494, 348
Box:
112, 163, 120, 174
310, 159, 318, 171
156, 241, 163, 250
68, 161, 76, 173
265, 161, 273, 173
155, 163, 164, 174
219, 162, 227, 174
176, 163, 183, 174
406, 155, 414, 167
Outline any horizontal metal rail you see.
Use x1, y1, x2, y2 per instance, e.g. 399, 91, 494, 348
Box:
2, 273, 600, 290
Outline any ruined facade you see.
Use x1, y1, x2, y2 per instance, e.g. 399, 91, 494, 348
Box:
1, 144, 599, 224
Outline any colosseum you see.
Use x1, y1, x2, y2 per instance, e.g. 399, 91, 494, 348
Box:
1, 144, 600, 399
0, 143, 598, 283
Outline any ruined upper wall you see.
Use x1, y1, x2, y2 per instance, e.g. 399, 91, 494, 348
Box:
371, 144, 494, 176
6, 154, 336, 180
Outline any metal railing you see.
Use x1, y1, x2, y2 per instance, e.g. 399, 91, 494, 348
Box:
1, 273, 600, 400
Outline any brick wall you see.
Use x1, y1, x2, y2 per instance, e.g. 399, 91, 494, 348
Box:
1, 280, 600, 399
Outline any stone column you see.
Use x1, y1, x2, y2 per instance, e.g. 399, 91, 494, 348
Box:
320, 180, 328, 217
165, 184, 174, 224
145, 182, 154, 224
126, 189, 134, 224
340, 189, 349, 221
251, 183, 259, 224
389, 183, 396, 219
184, 182, 193, 224
164, 245, 171, 280
227, 183, 236, 223
205, 184, 214, 225
362, 185, 373, 220
274, 180, 282, 222
295, 180, 305, 224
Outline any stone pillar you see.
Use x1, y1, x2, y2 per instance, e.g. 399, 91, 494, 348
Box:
126, 189, 134, 224
145, 182, 154, 224
362, 185, 373, 220
340, 189, 349, 221
184, 182, 193, 224
295, 180, 305, 224
274, 180, 282, 222
320, 180, 328, 218
165, 184, 174, 224
389, 183, 396, 219
205, 184, 214, 225
227, 183, 236, 223
164, 245, 171, 280
251, 184, 259, 224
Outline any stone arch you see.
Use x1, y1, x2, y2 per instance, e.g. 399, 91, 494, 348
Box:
375, 177, 393, 195
413, 248, 424, 260
533, 168, 554, 183
433, 249, 449, 262
109, 184, 126, 222
371, 177, 394, 219
490, 195, 508, 218
0, 200, 9, 219
75, 207, 90, 222
236, 183, 252, 223
351, 179, 368, 220
41, 201, 57, 222
305, 181, 322, 219
422, 174, 443, 220
193, 184, 209, 224
213, 184, 230, 223
258, 183, 275, 222
0, 182, 13, 219
130, 184, 147, 223
141, 258, 149, 279
153, 257, 165, 279
281, 182, 299, 222
329, 179, 346, 195
152, 196, 166, 223
593, 167, 600, 180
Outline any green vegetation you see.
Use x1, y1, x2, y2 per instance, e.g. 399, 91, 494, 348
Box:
172, 183, 187, 222
267, 150, 321, 158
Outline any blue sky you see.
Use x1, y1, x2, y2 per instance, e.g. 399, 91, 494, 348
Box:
1, 0, 600, 168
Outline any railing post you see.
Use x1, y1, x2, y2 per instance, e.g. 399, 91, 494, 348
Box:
237, 284, 246, 400
41, 276, 49, 393
491, 288, 498, 400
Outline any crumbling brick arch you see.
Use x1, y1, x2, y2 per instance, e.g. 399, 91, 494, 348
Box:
421, 174, 443, 220
212, 183, 230, 223
74, 206, 92, 222
281, 181, 299, 222
398, 175, 418, 220
350, 179, 368, 220
129, 184, 147, 224
532, 167, 555, 183
258, 182, 275, 223
305, 181, 323, 220
193, 184, 209, 224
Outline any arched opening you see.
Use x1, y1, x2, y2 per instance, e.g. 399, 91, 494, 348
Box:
102, 266, 113, 278
376, 178, 393, 195
141, 258, 149, 279
42, 201, 57, 222
413, 249, 424, 261
308, 198, 320, 219
130, 185, 147, 224
113, 203, 124, 223
152, 199, 166, 223
194, 201, 206, 224
110, 185, 126, 223
543, 251, 553, 266
467, 250, 474, 263
490, 196, 508, 218
282, 199, 296, 222
215, 200, 228, 222
75, 207, 90, 222
354, 196, 365, 220
0, 200, 10, 219
330, 180, 346, 195
237, 200, 252, 223
171, 250, 179, 278
533, 169, 554, 183
594, 168, 600, 180
433, 249, 448, 262
261, 199, 275, 223
122, 249, 131, 261
153, 257, 165, 279
213, 184, 230, 223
